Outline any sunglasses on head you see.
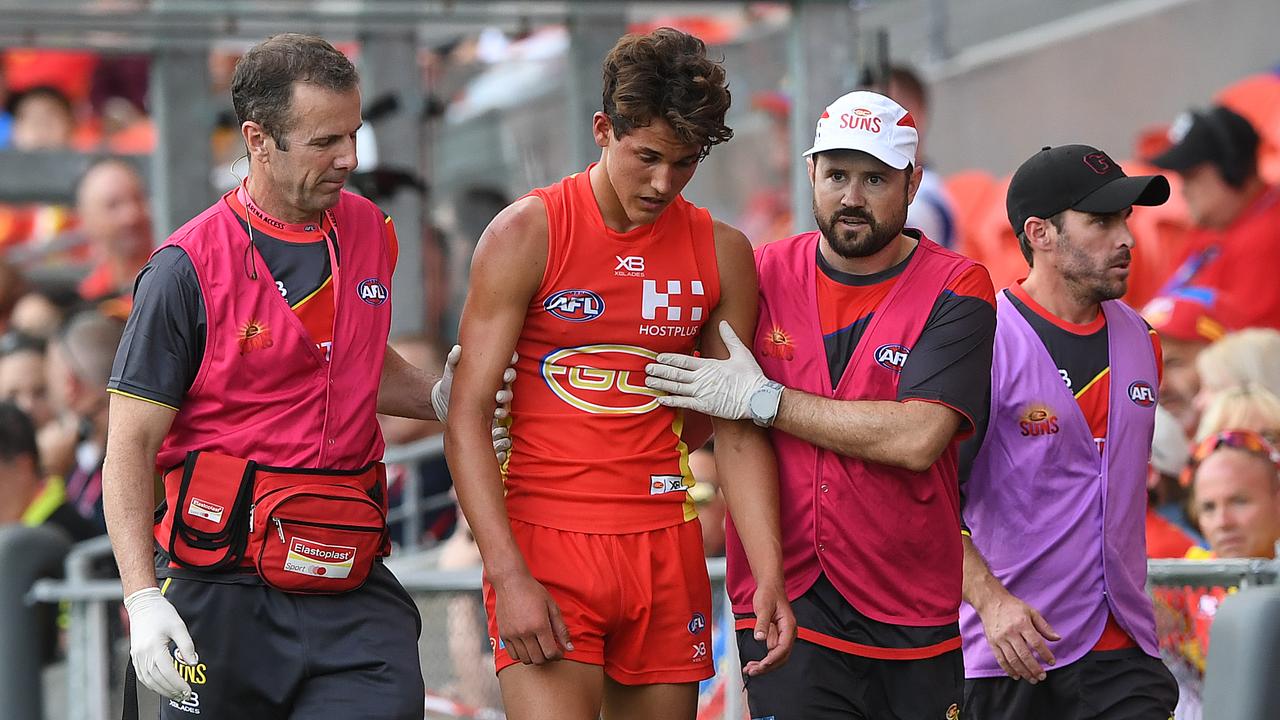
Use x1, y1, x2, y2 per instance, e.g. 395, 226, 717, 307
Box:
1181, 429, 1280, 486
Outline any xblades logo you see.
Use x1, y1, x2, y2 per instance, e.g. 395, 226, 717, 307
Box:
615, 255, 645, 275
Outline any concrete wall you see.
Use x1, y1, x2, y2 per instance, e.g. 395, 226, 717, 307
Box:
923, 0, 1280, 175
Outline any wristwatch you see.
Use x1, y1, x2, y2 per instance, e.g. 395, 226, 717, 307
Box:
748, 380, 784, 428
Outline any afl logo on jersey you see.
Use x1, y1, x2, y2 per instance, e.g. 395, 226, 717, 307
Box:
1128, 380, 1157, 407
544, 289, 605, 322
356, 278, 388, 306
874, 343, 910, 372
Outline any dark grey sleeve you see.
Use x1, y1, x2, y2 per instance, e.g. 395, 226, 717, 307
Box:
897, 293, 996, 433
107, 246, 206, 409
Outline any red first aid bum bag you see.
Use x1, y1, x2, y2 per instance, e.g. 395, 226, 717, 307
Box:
156, 451, 389, 594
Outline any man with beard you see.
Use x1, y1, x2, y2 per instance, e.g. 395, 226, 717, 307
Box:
644, 90, 996, 719
958, 145, 1179, 719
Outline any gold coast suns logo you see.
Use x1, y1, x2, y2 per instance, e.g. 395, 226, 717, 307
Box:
541, 344, 662, 414
237, 319, 273, 355
761, 326, 795, 361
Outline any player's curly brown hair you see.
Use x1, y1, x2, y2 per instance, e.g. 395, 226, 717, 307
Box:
601, 28, 733, 159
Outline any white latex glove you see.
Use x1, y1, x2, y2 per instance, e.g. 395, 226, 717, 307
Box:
432, 345, 517, 424
493, 424, 512, 464
123, 587, 198, 702
644, 321, 767, 420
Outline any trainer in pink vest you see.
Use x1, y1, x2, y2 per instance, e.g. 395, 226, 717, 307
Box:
155, 188, 393, 472
960, 292, 1160, 676
726, 231, 976, 626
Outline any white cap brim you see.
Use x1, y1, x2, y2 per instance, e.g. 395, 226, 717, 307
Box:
803, 141, 913, 170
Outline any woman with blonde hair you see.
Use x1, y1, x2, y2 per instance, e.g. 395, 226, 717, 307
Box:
1194, 328, 1280, 416
1194, 383, 1280, 444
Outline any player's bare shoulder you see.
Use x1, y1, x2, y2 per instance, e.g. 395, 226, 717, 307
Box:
471, 195, 549, 294
711, 218, 751, 254
710, 219, 759, 293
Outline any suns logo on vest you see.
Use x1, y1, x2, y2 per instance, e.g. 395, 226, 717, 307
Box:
874, 343, 910, 372
544, 289, 605, 322
1019, 406, 1060, 437
761, 326, 795, 361
1128, 380, 1157, 407
237, 319, 273, 355
357, 278, 388, 306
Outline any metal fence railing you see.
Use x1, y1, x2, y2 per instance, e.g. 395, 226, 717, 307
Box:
16, 507, 1280, 720
24, 552, 742, 720
1146, 557, 1280, 720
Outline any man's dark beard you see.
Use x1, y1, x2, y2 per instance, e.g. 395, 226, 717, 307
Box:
1057, 229, 1129, 304
813, 188, 908, 260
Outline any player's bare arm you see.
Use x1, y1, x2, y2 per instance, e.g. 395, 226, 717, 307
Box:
702, 220, 795, 675
445, 196, 573, 666
962, 535, 1059, 684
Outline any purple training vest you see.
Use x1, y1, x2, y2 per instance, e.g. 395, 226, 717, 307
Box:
960, 291, 1160, 677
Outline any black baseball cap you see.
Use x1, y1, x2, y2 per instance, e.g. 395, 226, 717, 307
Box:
1150, 105, 1258, 176
1006, 144, 1170, 237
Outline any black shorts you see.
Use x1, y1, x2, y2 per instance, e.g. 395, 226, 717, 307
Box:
963, 648, 1178, 720
158, 562, 425, 720
738, 631, 962, 720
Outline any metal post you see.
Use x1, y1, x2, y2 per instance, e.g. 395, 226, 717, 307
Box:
150, 40, 216, 238
0, 524, 72, 720
788, 0, 859, 234
360, 29, 427, 337
1202, 582, 1280, 719
926, 0, 952, 62
566, 9, 628, 170
721, 585, 744, 720
62, 535, 115, 720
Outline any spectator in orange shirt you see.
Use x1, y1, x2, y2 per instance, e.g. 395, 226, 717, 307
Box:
1141, 293, 1225, 437
73, 157, 152, 305
1151, 106, 1280, 330
1187, 429, 1280, 559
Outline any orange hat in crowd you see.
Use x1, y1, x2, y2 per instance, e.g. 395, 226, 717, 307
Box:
1141, 293, 1226, 344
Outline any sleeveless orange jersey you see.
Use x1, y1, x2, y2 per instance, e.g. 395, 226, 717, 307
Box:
505, 166, 721, 533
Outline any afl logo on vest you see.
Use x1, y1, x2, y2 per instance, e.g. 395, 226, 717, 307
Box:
874, 343, 910, 372
1128, 380, 1157, 407
544, 288, 605, 322
356, 278, 388, 306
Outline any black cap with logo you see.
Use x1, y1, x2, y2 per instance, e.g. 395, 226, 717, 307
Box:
1150, 105, 1258, 186
1006, 144, 1170, 236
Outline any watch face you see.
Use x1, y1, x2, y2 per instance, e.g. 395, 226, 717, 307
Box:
750, 383, 779, 423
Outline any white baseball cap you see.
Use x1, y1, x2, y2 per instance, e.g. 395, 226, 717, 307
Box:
803, 91, 919, 170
